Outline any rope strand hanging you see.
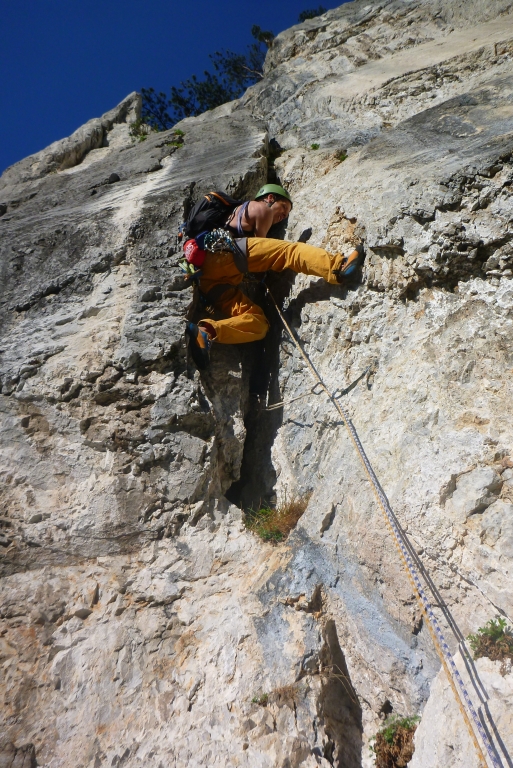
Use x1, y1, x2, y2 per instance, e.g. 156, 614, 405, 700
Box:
264, 284, 503, 768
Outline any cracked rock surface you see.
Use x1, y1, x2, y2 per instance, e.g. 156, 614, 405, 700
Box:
1, 1, 513, 767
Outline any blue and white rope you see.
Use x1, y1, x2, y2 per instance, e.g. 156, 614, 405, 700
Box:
340, 408, 501, 768
266, 285, 502, 768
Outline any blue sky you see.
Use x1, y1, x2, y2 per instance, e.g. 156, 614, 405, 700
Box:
1, 1, 344, 174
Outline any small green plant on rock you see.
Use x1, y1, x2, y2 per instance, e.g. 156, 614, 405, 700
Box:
252, 692, 269, 706
129, 118, 159, 142
370, 715, 420, 768
244, 493, 311, 544
165, 129, 185, 148
468, 616, 513, 673
336, 150, 348, 163
311, 143, 320, 150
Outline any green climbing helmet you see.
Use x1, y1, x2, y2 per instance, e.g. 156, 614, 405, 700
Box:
255, 183, 293, 207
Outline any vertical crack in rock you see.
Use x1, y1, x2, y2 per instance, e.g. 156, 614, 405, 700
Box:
318, 620, 363, 768
0, 741, 37, 768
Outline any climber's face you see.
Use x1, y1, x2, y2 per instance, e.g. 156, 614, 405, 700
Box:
268, 196, 292, 223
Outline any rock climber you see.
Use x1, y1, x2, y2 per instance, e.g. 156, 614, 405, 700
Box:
180, 183, 293, 272
184, 212, 365, 369
225, 183, 293, 238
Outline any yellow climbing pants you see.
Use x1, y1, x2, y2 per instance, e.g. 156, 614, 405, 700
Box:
198, 238, 346, 344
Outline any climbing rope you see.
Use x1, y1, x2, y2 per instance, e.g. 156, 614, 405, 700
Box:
265, 285, 502, 768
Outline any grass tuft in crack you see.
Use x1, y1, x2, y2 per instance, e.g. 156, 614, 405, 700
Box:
165, 128, 185, 147
252, 684, 303, 708
244, 493, 311, 543
251, 693, 269, 706
370, 715, 420, 768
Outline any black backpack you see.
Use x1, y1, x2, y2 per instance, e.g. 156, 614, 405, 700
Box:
183, 191, 244, 240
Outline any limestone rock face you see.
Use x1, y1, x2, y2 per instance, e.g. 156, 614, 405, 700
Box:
1, 1, 513, 767
409, 656, 513, 768
0, 92, 142, 184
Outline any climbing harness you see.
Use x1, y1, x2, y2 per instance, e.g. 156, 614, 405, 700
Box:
179, 229, 248, 299
265, 285, 504, 768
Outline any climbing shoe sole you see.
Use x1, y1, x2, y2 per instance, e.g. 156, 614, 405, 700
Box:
335, 244, 365, 282
185, 322, 211, 370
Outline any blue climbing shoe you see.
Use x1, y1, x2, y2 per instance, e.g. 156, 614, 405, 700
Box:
185, 322, 212, 370
334, 244, 365, 283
